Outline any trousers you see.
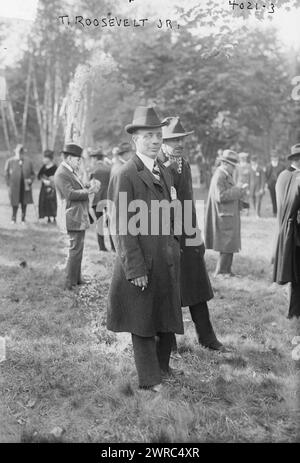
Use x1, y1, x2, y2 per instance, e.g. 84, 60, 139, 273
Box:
65, 230, 85, 286
288, 247, 300, 319
215, 252, 233, 275
131, 332, 173, 388
172, 302, 218, 350
12, 204, 27, 222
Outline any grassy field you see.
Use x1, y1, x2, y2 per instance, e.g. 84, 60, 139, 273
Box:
0, 155, 299, 443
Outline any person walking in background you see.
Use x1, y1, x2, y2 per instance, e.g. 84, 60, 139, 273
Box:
273, 144, 300, 319
159, 116, 225, 352
110, 142, 134, 176
89, 147, 114, 252
37, 149, 57, 223
107, 106, 184, 392
4, 143, 35, 224
265, 151, 286, 217
235, 152, 251, 210
205, 150, 248, 277
249, 155, 265, 218
54, 143, 100, 290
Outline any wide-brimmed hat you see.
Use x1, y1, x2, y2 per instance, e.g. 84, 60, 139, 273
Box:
125, 106, 167, 134
43, 149, 54, 159
218, 150, 239, 166
62, 143, 83, 157
288, 143, 300, 160
162, 116, 194, 139
89, 147, 104, 158
118, 142, 132, 155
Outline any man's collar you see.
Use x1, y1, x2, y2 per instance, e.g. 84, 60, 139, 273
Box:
219, 165, 230, 177
61, 160, 74, 173
136, 152, 155, 172
291, 164, 300, 171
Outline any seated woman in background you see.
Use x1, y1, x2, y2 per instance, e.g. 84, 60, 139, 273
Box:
37, 150, 57, 223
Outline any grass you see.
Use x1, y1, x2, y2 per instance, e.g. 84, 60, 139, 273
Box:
0, 167, 299, 442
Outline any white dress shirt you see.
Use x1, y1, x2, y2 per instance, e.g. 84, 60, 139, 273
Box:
136, 152, 155, 174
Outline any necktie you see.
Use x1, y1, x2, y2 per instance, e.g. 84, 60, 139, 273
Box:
168, 155, 182, 174
152, 159, 161, 182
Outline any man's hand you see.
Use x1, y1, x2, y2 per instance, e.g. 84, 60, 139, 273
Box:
130, 275, 148, 290
88, 179, 101, 195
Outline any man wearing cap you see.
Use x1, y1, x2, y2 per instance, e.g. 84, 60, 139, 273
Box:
249, 155, 265, 218
205, 150, 248, 276
4, 144, 35, 224
89, 147, 113, 252
159, 116, 225, 352
110, 142, 134, 176
273, 144, 300, 319
107, 106, 184, 392
265, 151, 286, 217
54, 143, 100, 290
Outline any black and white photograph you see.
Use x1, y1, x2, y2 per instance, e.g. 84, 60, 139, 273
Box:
0, 0, 299, 447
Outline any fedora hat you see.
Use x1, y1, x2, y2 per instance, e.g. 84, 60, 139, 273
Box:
125, 106, 167, 134
162, 116, 194, 139
288, 143, 300, 160
89, 147, 104, 158
62, 143, 83, 158
43, 149, 54, 159
118, 142, 132, 155
218, 149, 239, 166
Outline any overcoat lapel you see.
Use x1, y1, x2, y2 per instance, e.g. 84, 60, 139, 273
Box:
132, 155, 164, 200
61, 164, 85, 189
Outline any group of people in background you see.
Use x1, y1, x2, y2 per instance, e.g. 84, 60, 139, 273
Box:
3, 106, 299, 392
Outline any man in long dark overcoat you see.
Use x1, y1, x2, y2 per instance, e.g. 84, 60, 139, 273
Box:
273, 144, 300, 319
107, 107, 184, 392
159, 116, 225, 352
205, 150, 248, 276
4, 144, 35, 224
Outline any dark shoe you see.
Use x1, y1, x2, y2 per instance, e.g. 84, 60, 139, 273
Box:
162, 367, 184, 380
170, 351, 182, 361
202, 340, 227, 352
139, 383, 164, 393
64, 283, 76, 291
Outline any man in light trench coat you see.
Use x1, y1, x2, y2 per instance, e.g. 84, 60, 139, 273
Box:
205, 150, 248, 276
107, 106, 184, 392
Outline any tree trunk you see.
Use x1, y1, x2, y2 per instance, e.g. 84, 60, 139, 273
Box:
32, 69, 46, 150
0, 101, 11, 152
21, 57, 33, 145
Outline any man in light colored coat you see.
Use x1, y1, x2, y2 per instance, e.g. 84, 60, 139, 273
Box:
54, 143, 100, 290
205, 150, 248, 276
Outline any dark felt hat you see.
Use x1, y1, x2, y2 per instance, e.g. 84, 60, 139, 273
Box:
162, 116, 194, 139
118, 142, 132, 155
43, 149, 54, 159
218, 149, 239, 166
62, 143, 83, 157
125, 106, 167, 134
89, 147, 104, 158
288, 143, 300, 160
